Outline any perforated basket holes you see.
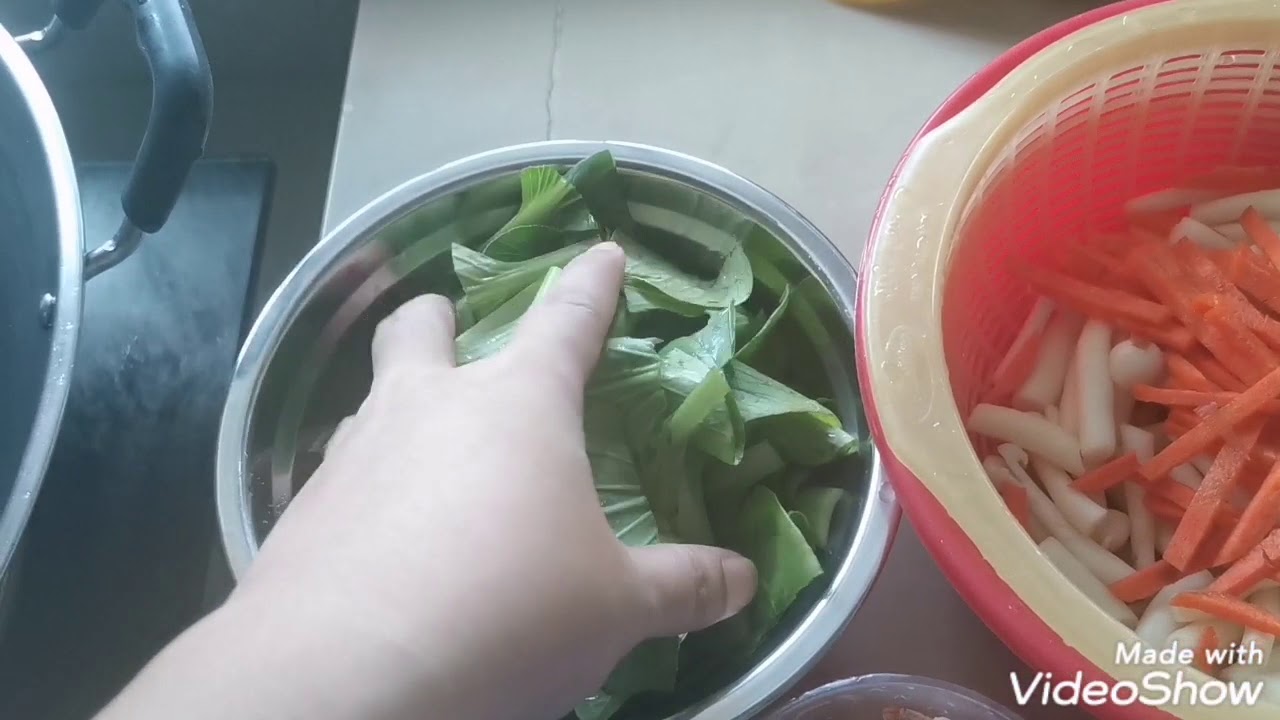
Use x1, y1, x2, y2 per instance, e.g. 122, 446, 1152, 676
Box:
937, 47, 1280, 447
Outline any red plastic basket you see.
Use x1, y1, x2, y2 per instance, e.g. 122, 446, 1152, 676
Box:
858, 2, 1280, 719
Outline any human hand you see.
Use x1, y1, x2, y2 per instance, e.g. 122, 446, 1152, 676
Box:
98, 242, 756, 720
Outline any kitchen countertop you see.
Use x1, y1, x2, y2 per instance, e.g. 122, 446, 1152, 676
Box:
322, 1, 1106, 717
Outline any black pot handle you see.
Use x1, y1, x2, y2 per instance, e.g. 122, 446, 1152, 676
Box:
53, 0, 214, 278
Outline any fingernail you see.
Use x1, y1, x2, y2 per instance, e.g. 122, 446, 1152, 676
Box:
720, 554, 758, 619
587, 241, 623, 257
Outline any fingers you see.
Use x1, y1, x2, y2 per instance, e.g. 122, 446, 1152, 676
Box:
627, 544, 757, 638
509, 242, 625, 388
371, 294, 456, 377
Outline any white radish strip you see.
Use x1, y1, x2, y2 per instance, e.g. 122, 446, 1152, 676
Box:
1172, 605, 1218, 625
1192, 189, 1280, 226
1243, 588, 1280, 664
1094, 510, 1131, 551
1170, 217, 1234, 249
991, 298, 1055, 390
1039, 537, 1138, 627
1076, 320, 1117, 467
1215, 220, 1280, 243
1059, 351, 1082, 437
1135, 571, 1217, 647
1109, 340, 1165, 389
970, 404, 1085, 476
1015, 312, 1084, 413
1002, 447, 1134, 583
984, 455, 1050, 542
1034, 455, 1109, 536
1120, 426, 1157, 569
1191, 455, 1214, 476
1156, 522, 1176, 554
1126, 187, 1219, 215
997, 444, 1038, 488
1171, 464, 1203, 490
1165, 620, 1244, 660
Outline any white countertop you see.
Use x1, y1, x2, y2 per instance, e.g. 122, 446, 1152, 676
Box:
323, 1, 1105, 717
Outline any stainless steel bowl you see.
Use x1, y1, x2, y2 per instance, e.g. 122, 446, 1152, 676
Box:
216, 140, 897, 719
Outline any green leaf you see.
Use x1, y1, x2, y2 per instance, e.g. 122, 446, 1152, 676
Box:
668, 308, 736, 369
726, 361, 857, 466
790, 487, 852, 550
481, 166, 599, 261
706, 441, 785, 498
604, 636, 680, 696
736, 284, 791, 362
668, 369, 730, 443
454, 281, 538, 364
565, 150, 635, 233
453, 240, 594, 321
660, 346, 744, 466
788, 510, 820, 550
616, 231, 753, 311
733, 486, 824, 642
585, 410, 659, 548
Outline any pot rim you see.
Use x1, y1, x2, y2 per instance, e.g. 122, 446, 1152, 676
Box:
218, 140, 898, 719
0, 25, 83, 577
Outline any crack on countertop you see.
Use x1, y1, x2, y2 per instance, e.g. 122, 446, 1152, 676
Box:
544, 0, 563, 140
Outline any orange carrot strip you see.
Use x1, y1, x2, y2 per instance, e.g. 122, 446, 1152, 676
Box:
997, 482, 1033, 534
1194, 626, 1221, 675
1187, 351, 1246, 392
1132, 385, 1280, 415
1018, 265, 1170, 326
1109, 560, 1189, 603
1176, 245, 1280, 350
1242, 206, 1280, 274
1171, 592, 1280, 637
1196, 301, 1277, 382
1072, 453, 1141, 494
1212, 246, 1280, 315
1218, 466, 1280, 564
1209, 532, 1280, 594
1143, 366, 1280, 482
1164, 421, 1264, 570
1121, 320, 1196, 354
1167, 355, 1219, 392
1146, 493, 1187, 523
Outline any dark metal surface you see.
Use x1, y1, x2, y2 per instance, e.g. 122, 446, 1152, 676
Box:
0, 158, 272, 720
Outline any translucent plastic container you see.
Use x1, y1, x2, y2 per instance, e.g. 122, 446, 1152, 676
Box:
766, 674, 1024, 720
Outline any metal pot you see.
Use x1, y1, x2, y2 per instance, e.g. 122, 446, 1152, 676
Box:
217, 141, 897, 718
0, 1, 212, 577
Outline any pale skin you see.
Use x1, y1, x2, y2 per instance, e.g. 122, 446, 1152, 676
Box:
95, 242, 758, 720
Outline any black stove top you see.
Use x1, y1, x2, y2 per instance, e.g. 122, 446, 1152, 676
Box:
0, 159, 273, 720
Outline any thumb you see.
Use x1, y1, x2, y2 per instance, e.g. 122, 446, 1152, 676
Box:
628, 544, 757, 638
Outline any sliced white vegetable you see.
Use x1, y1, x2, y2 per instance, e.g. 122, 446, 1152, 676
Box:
1125, 187, 1219, 216
1002, 446, 1134, 584
1120, 425, 1158, 569
1094, 510, 1131, 551
1171, 463, 1203, 490
1059, 351, 1082, 437
1076, 320, 1117, 467
992, 298, 1055, 389
1039, 537, 1138, 627
1215, 220, 1280, 243
1156, 521, 1176, 554
1165, 619, 1244, 660
1136, 570, 1216, 648
1190, 455, 1214, 476
970, 404, 1085, 476
1109, 340, 1165, 389
1034, 455, 1109, 536
1113, 386, 1135, 428
1015, 312, 1084, 413
1242, 588, 1280, 665
983, 455, 1049, 542
1191, 189, 1280, 226
1171, 217, 1234, 249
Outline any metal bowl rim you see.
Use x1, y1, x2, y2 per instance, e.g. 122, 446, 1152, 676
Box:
216, 139, 899, 720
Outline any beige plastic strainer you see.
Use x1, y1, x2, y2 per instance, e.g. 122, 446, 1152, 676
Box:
860, 1, 1280, 718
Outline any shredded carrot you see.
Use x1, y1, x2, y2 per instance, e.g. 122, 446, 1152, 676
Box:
1209, 532, 1280, 594
1142, 367, 1280, 482
1109, 560, 1188, 603
1194, 626, 1221, 676
1146, 493, 1187, 523
1167, 355, 1220, 393
1195, 302, 1277, 383
1171, 591, 1280, 637
1071, 453, 1140, 494
1132, 385, 1280, 415
997, 483, 1033, 534
1217, 466, 1280, 564
1018, 264, 1170, 327
1187, 352, 1246, 392
1211, 245, 1280, 315
1164, 421, 1264, 571
985, 332, 1043, 404
1242, 206, 1280, 274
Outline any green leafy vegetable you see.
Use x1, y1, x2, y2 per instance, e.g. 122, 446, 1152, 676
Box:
438, 151, 861, 720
